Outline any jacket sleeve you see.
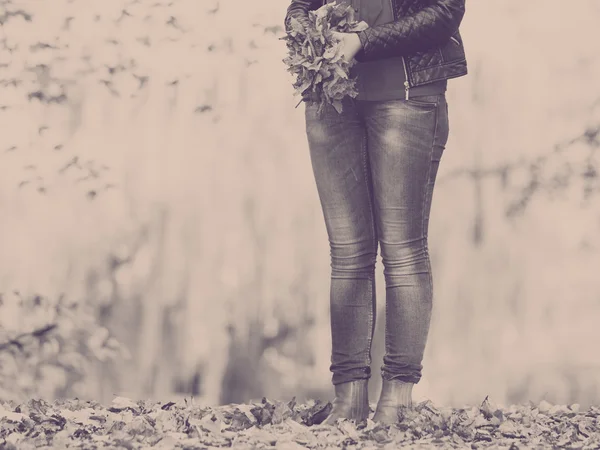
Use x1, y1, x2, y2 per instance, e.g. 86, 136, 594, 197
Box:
284, 0, 322, 33
355, 0, 466, 61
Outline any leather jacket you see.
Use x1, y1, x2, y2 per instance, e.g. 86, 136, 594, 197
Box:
284, 0, 468, 99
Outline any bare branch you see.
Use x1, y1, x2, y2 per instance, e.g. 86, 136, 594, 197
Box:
0, 324, 57, 353
438, 125, 600, 185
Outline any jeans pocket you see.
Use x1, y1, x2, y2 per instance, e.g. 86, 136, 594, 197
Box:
405, 94, 440, 108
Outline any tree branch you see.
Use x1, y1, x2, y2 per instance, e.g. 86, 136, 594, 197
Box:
438, 125, 600, 185
0, 324, 57, 353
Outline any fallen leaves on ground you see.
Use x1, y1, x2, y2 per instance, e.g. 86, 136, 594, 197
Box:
0, 395, 599, 449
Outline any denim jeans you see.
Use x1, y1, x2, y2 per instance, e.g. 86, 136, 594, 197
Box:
304, 93, 449, 386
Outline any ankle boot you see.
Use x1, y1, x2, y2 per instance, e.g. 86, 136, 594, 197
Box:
322, 379, 369, 425
372, 379, 414, 424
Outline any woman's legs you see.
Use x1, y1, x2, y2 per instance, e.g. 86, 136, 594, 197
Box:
305, 99, 378, 387
363, 94, 449, 387
304, 94, 449, 423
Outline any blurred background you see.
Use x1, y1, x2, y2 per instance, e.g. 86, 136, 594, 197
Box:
1, 0, 600, 409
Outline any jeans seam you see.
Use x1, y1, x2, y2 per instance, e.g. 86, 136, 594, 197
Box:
422, 101, 440, 311
360, 129, 376, 371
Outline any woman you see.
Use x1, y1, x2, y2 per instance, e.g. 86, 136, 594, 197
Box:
284, 0, 468, 425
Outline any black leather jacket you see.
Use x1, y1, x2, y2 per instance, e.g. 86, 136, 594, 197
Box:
284, 0, 468, 98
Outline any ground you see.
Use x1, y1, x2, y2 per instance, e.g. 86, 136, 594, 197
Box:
0, 396, 598, 449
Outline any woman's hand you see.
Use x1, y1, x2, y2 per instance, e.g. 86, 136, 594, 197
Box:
331, 31, 363, 62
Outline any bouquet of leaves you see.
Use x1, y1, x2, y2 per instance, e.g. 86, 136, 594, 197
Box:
281, 1, 369, 114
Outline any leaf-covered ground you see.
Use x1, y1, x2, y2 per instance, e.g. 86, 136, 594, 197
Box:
1, 396, 599, 449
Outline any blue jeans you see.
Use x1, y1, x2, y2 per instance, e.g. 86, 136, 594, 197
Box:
305, 93, 449, 386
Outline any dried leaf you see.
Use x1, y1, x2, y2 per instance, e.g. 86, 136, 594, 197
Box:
1, 396, 600, 448
282, 1, 365, 114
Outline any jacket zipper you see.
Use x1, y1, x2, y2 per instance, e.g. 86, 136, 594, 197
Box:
389, 0, 411, 100
401, 58, 410, 100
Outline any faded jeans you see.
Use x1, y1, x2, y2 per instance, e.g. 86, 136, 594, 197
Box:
305, 93, 449, 386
